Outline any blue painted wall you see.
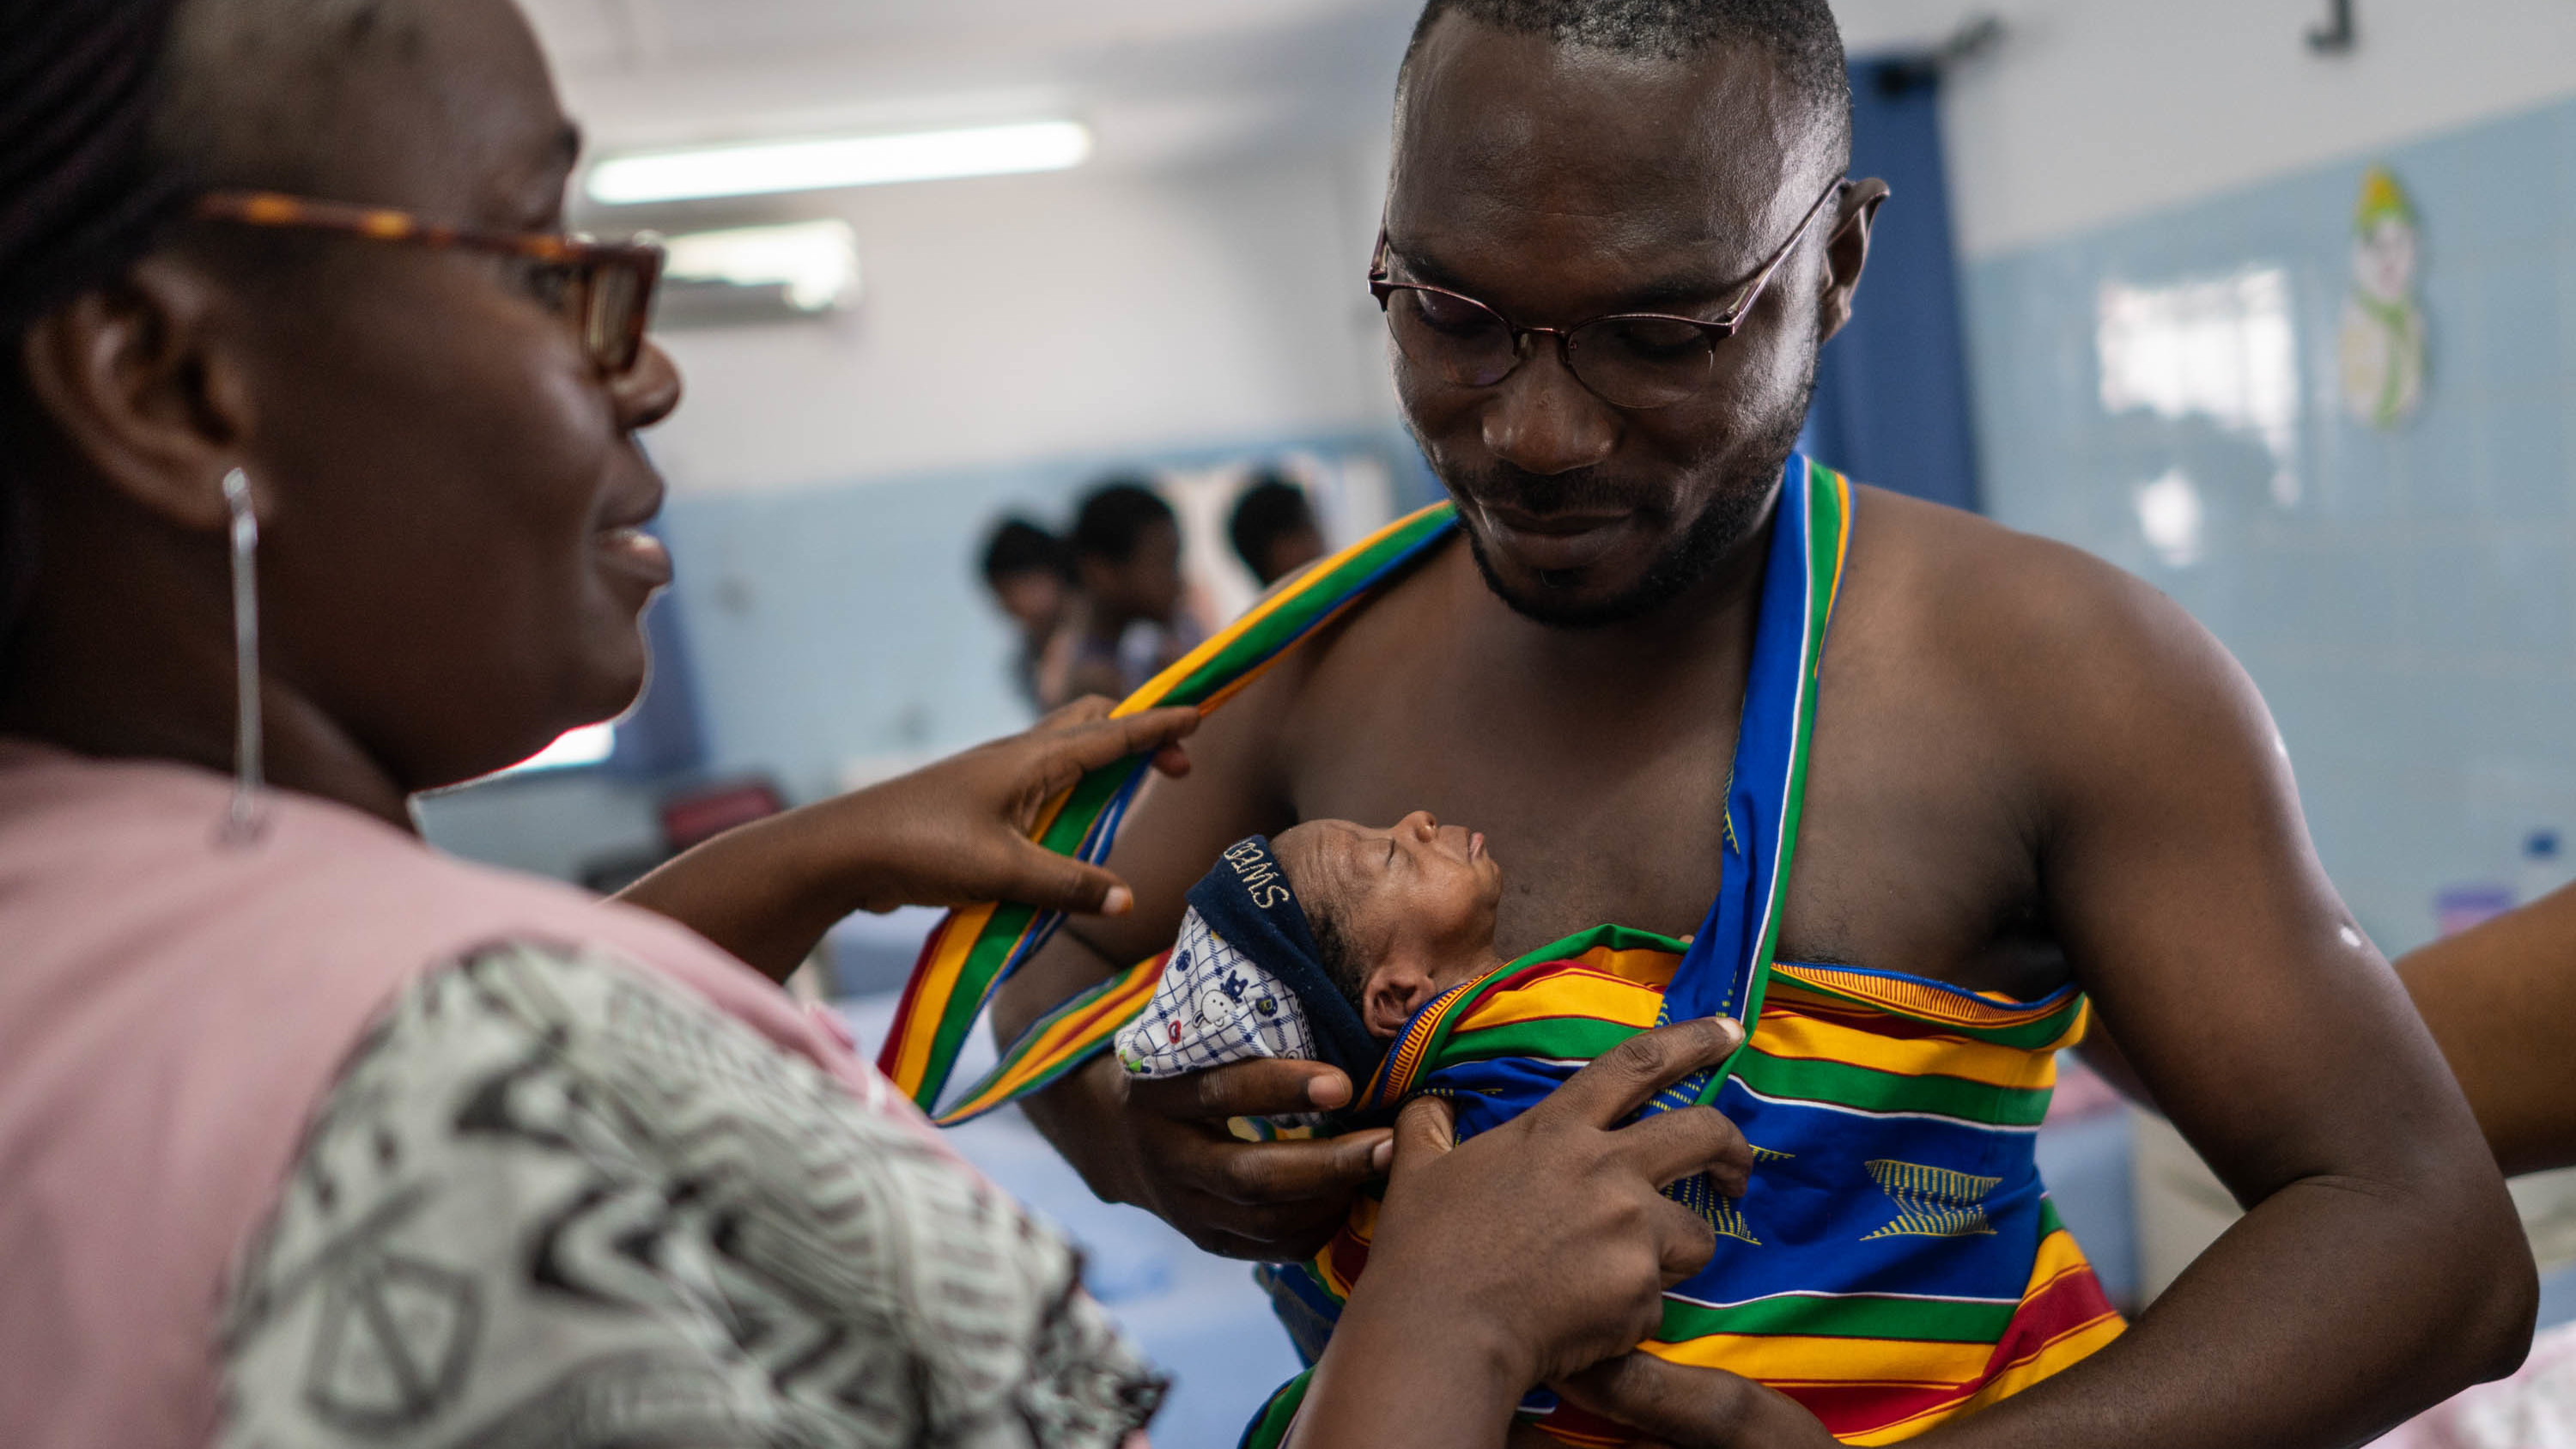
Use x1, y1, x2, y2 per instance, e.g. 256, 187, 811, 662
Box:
1964, 96, 2576, 953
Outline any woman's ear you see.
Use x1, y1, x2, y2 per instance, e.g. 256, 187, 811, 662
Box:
16, 253, 257, 533
1364, 959, 1442, 1038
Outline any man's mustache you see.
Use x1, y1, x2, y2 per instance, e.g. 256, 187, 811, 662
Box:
1446, 463, 1665, 516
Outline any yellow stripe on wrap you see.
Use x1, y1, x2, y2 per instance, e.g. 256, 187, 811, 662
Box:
1638, 1334, 1996, 1387
1456, 971, 1668, 1033
935, 957, 1163, 1122
1749, 1006, 2064, 1094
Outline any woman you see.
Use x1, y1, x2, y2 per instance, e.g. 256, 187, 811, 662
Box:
0, 1, 1750, 1446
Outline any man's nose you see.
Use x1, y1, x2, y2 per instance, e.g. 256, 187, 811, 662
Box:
1479, 343, 1617, 475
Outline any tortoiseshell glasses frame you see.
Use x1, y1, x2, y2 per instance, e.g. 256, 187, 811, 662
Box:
1368, 174, 1850, 411
193, 191, 666, 377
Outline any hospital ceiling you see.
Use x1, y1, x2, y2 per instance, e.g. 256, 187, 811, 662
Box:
522, 0, 2014, 174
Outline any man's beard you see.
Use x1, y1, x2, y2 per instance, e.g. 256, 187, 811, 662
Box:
1445, 376, 1815, 630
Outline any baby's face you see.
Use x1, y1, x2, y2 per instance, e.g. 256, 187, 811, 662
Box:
1276, 811, 1506, 1034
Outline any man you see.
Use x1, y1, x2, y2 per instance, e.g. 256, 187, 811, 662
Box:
997, 0, 2534, 1442
1230, 471, 1328, 587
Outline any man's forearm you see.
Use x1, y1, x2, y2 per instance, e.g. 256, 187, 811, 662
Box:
1924, 1172, 2533, 1449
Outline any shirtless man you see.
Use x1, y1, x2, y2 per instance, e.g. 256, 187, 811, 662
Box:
997, 0, 2534, 1442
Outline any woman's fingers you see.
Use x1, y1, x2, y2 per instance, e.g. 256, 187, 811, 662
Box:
1534, 1017, 1747, 1131
1127, 1056, 1352, 1122
1613, 1104, 1754, 1196
1024, 706, 1201, 796
993, 842, 1133, 916
1389, 1094, 1460, 1178
1650, 1196, 1721, 1287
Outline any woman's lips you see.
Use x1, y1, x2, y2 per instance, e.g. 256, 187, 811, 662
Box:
596, 525, 672, 588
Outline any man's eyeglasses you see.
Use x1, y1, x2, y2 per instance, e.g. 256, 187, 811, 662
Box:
193, 192, 665, 378
1368, 175, 1848, 411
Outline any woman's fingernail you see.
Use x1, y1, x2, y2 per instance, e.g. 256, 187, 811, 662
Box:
1370, 1137, 1394, 1171
1308, 1074, 1351, 1107
1102, 886, 1133, 916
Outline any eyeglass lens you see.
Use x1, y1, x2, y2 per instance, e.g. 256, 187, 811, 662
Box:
1382, 287, 1717, 410
576, 259, 653, 375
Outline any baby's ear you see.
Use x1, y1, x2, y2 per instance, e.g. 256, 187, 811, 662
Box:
1364, 963, 1440, 1038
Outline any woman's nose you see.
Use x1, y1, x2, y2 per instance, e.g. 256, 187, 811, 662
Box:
611, 339, 684, 432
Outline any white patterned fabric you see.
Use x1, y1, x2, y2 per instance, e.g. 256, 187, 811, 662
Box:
1114, 907, 1320, 1080
216, 940, 1163, 1449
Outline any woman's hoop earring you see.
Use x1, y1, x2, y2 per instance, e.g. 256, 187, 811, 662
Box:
220, 468, 267, 843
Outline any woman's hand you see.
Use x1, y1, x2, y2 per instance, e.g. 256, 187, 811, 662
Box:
1284, 1016, 1755, 1449
617, 698, 1198, 982
829, 697, 1198, 915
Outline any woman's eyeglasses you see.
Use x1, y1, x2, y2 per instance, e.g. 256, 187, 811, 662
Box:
192, 191, 665, 378
1368, 175, 1848, 411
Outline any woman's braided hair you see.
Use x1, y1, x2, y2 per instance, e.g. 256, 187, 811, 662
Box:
0, 0, 194, 670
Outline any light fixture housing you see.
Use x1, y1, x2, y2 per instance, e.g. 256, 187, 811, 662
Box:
659, 219, 862, 322
587, 120, 1093, 206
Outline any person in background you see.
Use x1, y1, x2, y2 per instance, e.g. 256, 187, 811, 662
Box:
0, 2, 1757, 1446
2360, 896, 2576, 1446
1038, 478, 1199, 707
1230, 470, 1329, 588
977, 514, 1074, 709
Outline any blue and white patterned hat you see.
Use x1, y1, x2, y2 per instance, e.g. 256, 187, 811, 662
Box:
1114, 905, 1316, 1078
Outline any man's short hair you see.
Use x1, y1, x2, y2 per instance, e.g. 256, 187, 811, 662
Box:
1402, 0, 1852, 165
980, 517, 1069, 583
1227, 473, 1315, 575
1070, 480, 1176, 565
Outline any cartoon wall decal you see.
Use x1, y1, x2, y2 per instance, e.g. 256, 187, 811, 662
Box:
2338, 165, 2427, 430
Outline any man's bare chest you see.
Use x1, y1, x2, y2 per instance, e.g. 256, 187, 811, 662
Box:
1273, 636, 2050, 993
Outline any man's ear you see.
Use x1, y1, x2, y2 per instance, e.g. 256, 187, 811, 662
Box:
16, 253, 258, 533
1815, 177, 1891, 347
1364, 959, 1442, 1038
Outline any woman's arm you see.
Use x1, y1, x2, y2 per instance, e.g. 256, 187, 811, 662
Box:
617, 699, 1197, 982
1286, 1018, 1753, 1449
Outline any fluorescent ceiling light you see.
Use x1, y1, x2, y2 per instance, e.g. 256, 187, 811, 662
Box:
588, 120, 1092, 205
665, 220, 860, 313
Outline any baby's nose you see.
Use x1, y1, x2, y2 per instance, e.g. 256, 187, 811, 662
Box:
1406, 810, 1440, 837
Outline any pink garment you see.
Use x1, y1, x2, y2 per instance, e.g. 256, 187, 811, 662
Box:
0, 740, 918, 1449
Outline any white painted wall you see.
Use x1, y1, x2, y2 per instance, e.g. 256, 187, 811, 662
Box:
1915, 0, 2576, 257
640, 145, 1400, 496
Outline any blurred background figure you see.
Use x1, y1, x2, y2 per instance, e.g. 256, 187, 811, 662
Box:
1228, 471, 1328, 588
1036, 479, 1204, 707
979, 516, 1077, 709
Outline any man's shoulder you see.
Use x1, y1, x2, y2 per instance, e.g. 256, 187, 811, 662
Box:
1841, 484, 2263, 767
1848, 484, 2224, 687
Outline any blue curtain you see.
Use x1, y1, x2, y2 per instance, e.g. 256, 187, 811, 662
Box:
1800, 59, 1980, 513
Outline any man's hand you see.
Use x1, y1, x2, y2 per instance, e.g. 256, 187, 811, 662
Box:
1049, 1056, 1395, 1261
1552, 1354, 1835, 1449
618, 698, 1198, 981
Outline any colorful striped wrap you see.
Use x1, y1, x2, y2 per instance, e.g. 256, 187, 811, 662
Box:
873, 456, 2123, 1445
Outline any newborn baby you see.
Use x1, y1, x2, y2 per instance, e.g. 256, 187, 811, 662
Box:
1112, 812, 1512, 1096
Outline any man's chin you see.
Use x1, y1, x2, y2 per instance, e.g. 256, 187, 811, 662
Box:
1461, 525, 1676, 629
